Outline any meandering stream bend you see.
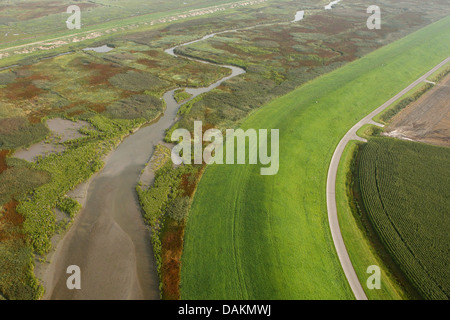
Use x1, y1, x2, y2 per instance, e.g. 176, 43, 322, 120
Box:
42, 6, 330, 298
43, 34, 245, 300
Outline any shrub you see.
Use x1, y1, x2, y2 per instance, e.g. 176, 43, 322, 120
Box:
56, 197, 82, 218
167, 196, 191, 222
105, 94, 163, 120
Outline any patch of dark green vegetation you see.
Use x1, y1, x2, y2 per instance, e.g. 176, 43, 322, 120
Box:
0, 71, 16, 86
0, 166, 51, 207
109, 70, 169, 92
105, 94, 164, 120
0, 118, 50, 150
174, 89, 192, 104
0, 239, 42, 300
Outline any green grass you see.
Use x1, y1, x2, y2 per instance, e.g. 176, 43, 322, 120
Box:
181, 16, 450, 299
357, 137, 449, 299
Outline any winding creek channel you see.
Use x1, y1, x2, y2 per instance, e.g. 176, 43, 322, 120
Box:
40, 2, 344, 298
42, 35, 245, 300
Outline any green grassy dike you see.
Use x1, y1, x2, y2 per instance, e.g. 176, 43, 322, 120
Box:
181, 16, 450, 299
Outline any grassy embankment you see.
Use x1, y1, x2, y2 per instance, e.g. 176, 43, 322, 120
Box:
181, 16, 450, 299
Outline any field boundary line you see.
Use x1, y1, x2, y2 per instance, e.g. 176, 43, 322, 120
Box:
326, 56, 450, 300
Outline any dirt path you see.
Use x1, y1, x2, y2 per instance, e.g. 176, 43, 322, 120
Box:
326, 56, 450, 300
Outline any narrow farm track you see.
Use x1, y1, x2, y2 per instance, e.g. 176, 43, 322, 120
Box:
326, 56, 450, 300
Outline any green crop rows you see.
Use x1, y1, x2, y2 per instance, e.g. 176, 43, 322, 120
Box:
358, 137, 449, 299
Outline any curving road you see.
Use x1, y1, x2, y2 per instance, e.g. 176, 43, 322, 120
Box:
326, 56, 450, 300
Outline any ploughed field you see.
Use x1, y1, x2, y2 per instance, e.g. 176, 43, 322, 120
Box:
384, 74, 450, 147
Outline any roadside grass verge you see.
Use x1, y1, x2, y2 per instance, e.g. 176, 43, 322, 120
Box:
356, 124, 383, 140
427, 61, 450, 83
181, 16, 450, 299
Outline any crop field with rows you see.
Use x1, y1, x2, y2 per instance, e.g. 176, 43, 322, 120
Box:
358, 137, 449, 300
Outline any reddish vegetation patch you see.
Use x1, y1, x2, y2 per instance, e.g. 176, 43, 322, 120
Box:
143, 50, 160, 58
137, 59, 159, 68
0, 117, 27, 135
180, 165, 205, 197
323, 39, 359, 63
161, 165, 205, 299
394, 12, 424, 27
28, 111, 44, 123
217, 84, 232, 93
82, 62, 126, 86
161, 223, 185, 300
6, 78, 44, 100
0, 200, 24, 242
88, 103, 107, 113
66, 109, 85, 117
28, 105, 58, 123
119, 90, 136, 99
0, 150, 10, 175
312, 13, 354, 34
27, 98, 108, 122
27, 73, 50, 81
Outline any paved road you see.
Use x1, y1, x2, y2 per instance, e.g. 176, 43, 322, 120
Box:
326, 56, 450, 300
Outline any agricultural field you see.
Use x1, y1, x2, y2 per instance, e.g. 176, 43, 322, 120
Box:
357, 137, 449, 299
181, 16, 450, 299
383, 73, 450, 147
